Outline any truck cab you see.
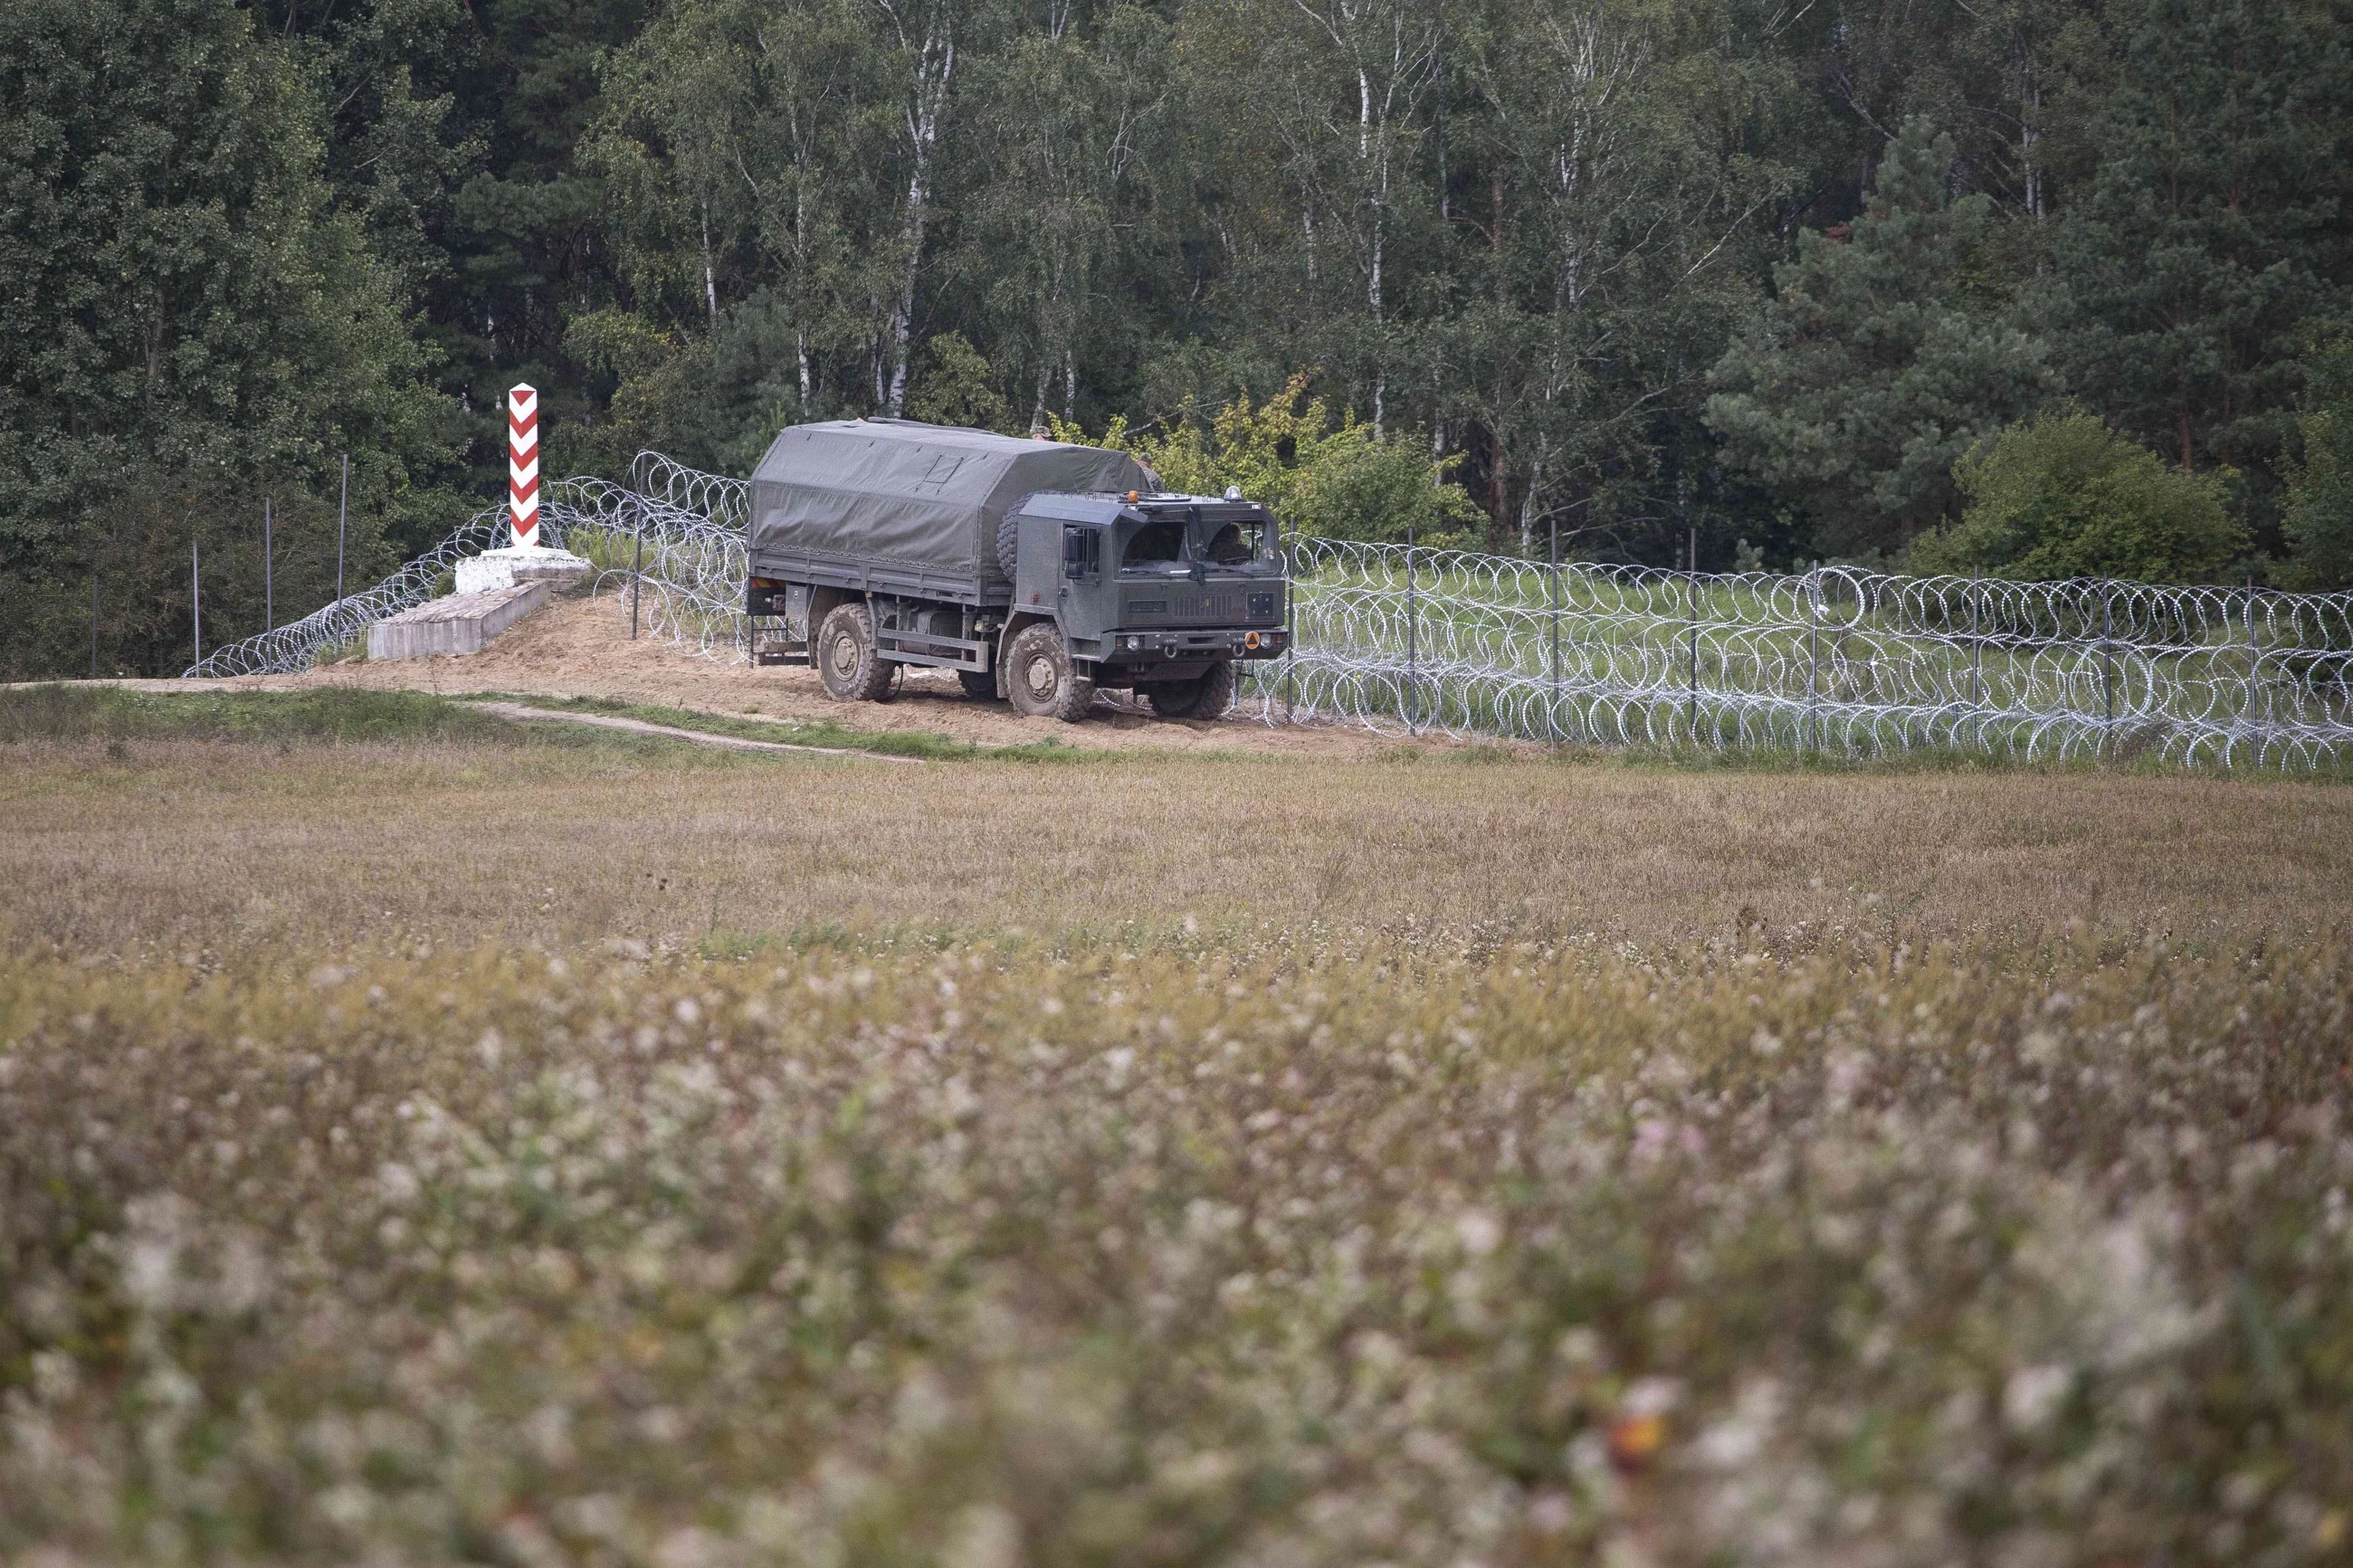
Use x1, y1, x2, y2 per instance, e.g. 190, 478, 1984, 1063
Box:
1000, 492, 1288, 718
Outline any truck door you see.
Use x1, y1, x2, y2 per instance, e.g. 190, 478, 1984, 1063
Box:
1060, 523, 1107, 633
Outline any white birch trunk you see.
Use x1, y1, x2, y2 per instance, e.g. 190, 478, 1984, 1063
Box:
882, 4, 954, 418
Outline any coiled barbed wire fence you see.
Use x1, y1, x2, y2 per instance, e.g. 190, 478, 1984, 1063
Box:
1237, 539, 2353, 769
186, 454, 2353, 770
184, 467, 753, 678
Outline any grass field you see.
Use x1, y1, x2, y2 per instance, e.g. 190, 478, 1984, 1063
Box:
6, 686, 2351, 954
5, 689, 2351, 1566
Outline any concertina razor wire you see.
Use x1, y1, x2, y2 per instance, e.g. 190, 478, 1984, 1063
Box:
186, 453, 2353, 771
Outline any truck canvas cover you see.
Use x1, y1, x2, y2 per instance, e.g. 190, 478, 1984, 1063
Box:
749, 419, 1153, 582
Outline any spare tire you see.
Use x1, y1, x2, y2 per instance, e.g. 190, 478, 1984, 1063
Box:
996, 513, 1022, 581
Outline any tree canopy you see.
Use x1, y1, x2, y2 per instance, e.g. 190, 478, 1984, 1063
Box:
9, 0, 2353, 674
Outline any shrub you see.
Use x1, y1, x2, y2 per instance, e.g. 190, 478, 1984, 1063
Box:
1910, 410, 2245, 583
906, 331, 1014, 432
1053, 374, 1484, 546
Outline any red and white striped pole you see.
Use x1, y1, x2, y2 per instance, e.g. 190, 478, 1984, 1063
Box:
508, 384, 540, 549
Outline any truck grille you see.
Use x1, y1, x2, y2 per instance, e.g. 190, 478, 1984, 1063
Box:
1122, 589, 1275, 625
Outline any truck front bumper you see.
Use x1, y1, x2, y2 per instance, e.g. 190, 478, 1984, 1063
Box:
1104, 627, 1288, 663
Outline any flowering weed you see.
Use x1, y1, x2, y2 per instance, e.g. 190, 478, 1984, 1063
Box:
3, 935, 2348, 1564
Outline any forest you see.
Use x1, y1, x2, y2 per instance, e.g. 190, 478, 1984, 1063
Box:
5, 0, 2353, 676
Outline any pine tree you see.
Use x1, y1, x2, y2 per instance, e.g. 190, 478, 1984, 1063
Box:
2283, 335, 2353, 587
1706, 118, 2057, 558
2044, 0, 2353, 525
0, 0, 456, 676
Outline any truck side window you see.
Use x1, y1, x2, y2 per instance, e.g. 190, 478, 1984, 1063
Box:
1062, 524, 1100, 578
1122, 519, 1186, 568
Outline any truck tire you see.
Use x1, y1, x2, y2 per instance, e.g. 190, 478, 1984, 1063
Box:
814, 602, 895, 702
1005, 622, 1093, 721
996, 514, 1022, 581
1146, 659, 1236, 720
957, 669, 998, 701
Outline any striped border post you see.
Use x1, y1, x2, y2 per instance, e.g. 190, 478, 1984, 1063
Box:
509, 384, 540, 548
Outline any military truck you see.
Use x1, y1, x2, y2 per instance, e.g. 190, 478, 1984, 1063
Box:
744, 418, 1290, 720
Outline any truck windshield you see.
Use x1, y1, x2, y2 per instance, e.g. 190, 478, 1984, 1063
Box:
1201, 519, 1262, 565
1121, 518, 1188, 570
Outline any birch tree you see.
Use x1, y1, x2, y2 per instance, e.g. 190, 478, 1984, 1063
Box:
1444, 0, 1784, 553
1282, 0, 1446, 434
873, 0, 958, 416
960, 2, 1167, 431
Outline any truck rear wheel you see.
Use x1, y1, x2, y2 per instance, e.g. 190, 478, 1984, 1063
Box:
814, 602, 894, 702
1005, 623, 1094, 721
1146, 659, 1236, 720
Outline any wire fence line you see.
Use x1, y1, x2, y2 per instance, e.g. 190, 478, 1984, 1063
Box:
1240, 540, 2353, 769
183, 469, 752, 678
186, 453, 2353, 770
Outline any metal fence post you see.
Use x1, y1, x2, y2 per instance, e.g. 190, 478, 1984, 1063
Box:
90, 545, 101, 679
1805, 563, 1821, 753
337, 455, 349, 603
632, 525, 643, 640
1685, 529, 1699, 743
1968, 568, 1983, 716
1548, 517, 1561, 743
1405, 523, 1419, 736
263, 497, 274, 632
192, 540, 203, 667
2244, 574, 2262, 765
2101, 584, 2115, 759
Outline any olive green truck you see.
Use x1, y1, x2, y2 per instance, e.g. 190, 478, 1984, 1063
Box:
744, 418, 1290, 720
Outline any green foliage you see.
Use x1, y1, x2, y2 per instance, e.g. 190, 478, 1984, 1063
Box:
0, 0, 466, 677
12, 0, 2353, 678
1707, 118, 2059, 559
1910, 411, 2245, 583
905, 333, 1013, 432
1053, 375, 1483, 546
2284, 337, 2353, 589
2042, 0, 2353, 531
0, 685, 551, 746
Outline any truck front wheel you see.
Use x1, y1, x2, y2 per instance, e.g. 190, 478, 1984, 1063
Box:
1145, 659, 1236, 720
1005, 623, 1094, 721
814, 603, 895, 702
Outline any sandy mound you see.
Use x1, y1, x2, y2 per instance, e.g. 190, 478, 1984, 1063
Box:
136, 591, 1432, 759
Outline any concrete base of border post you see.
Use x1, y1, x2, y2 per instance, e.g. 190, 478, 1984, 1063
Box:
368, 580, 553, 660
454, 544, 592, 595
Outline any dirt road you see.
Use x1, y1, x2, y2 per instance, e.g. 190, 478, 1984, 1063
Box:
97, 591, 1425, 758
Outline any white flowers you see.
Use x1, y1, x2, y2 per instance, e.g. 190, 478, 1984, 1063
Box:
2003, 1364, 2074, 1433
4, 936, 2347, 1568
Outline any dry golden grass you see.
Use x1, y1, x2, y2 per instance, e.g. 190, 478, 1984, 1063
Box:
4, 723, 2348, 952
